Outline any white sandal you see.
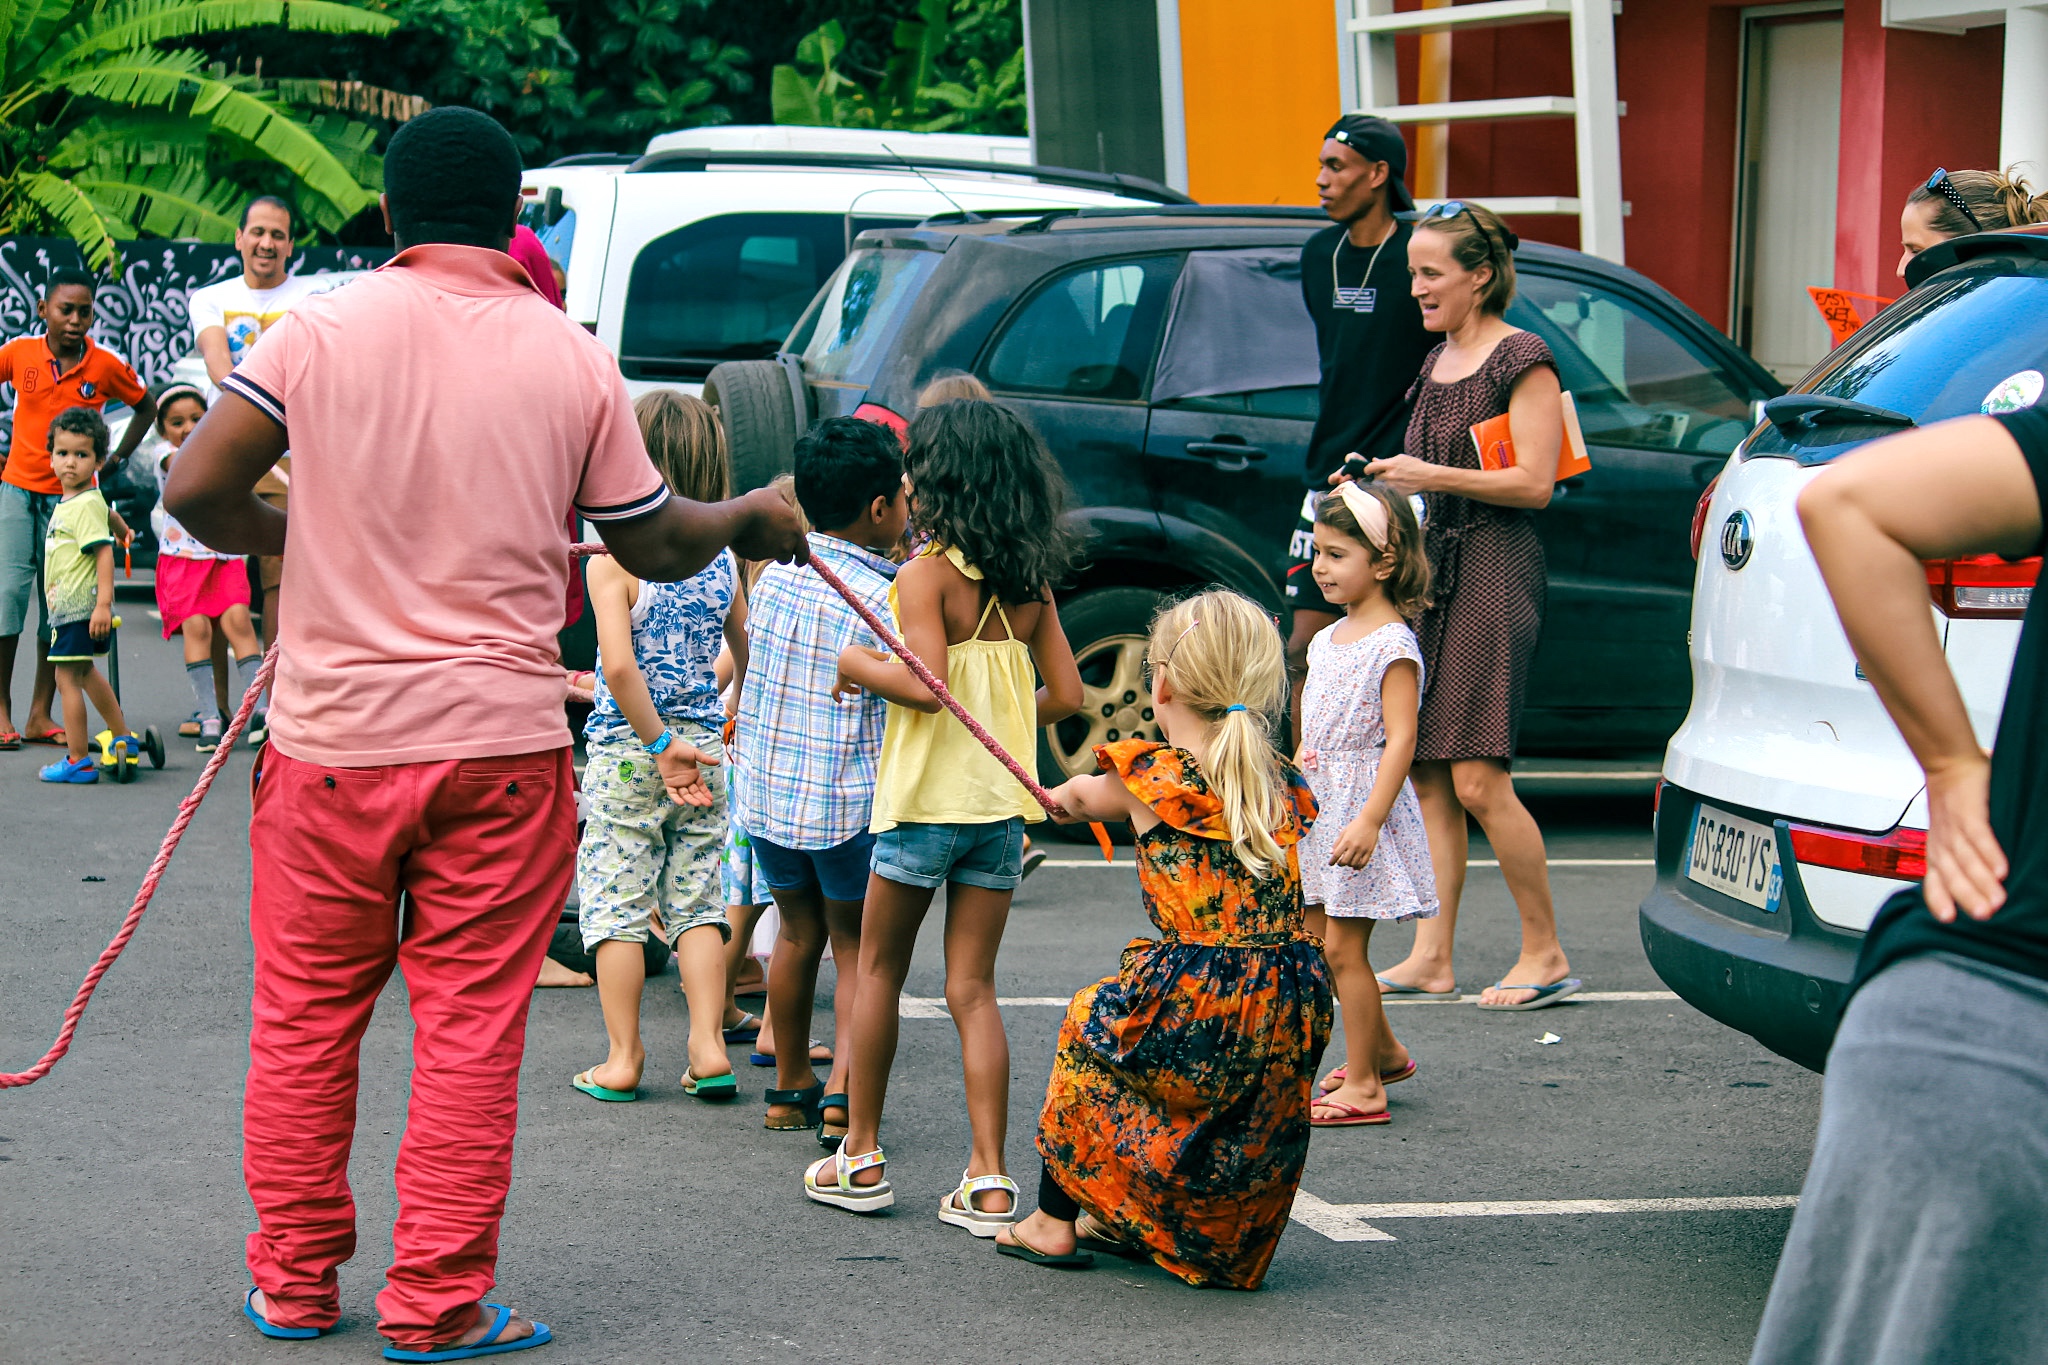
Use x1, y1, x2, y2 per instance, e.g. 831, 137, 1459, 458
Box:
936, 1170, 1020, 1237
804, 1145, 894, 1213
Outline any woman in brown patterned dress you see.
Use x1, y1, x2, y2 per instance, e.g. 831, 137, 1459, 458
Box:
1358, 203, 1578, 1011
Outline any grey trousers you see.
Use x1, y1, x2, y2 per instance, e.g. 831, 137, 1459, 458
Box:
1751, 952, 2048, 1365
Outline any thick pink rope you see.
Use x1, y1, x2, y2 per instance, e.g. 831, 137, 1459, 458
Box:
1, 645, 278, 1088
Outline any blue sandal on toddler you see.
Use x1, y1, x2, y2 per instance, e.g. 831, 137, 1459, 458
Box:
39, 756, 97, 784
382, 1303, 552, 1361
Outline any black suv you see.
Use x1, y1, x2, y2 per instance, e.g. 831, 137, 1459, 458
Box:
706, 206, 1781, 778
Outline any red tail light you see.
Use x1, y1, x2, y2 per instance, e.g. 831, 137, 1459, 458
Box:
1925, 555, 2038, 619
1787, 821, 1926, 881
854, 402, 909, 444
1689, 475, 1720, 560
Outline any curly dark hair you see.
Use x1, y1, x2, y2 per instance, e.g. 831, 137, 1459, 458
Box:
904, 399, 1079, 605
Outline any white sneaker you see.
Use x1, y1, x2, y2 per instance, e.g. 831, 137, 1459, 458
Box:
246, 712, 268, 748
195, 716, 223, 752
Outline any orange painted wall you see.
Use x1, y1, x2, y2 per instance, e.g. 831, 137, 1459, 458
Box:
1179, 0, 1342, 205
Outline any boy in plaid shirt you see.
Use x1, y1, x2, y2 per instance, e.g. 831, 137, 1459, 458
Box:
733, 417, 906, 1148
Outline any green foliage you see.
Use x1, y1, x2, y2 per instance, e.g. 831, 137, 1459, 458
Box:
772, 0, 1024, 135
0, 0, 393, 267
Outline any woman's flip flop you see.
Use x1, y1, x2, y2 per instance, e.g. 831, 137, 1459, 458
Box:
1476, 978, 1583, 1011
1311, 1098, 1392, 1127
995, 1225, 1095, 1268
1318, 1058, 1418, 1094
1376, 974, 1460, 999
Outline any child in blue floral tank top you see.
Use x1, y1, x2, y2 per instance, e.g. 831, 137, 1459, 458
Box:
572, 393, 751, 1106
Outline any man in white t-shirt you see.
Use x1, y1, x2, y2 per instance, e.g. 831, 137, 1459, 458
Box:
187, 197, 339, 741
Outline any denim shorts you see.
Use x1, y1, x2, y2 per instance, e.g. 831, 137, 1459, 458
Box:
752, 831, 876, 904
871, 817, 1026, 892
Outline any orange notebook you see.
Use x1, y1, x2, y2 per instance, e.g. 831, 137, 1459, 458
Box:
1470, 391, 1592, 482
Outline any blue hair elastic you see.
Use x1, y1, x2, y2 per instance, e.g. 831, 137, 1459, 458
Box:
1224, 704, 1247, 713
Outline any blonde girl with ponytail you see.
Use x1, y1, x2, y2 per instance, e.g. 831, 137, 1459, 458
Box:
992, 589, 1335, 1290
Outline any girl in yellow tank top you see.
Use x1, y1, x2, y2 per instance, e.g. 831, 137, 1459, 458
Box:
804, 399, 1085, 1235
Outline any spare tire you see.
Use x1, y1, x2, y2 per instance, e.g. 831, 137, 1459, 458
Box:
705, 359, 804, 493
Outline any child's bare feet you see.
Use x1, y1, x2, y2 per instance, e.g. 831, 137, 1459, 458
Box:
536, 956, 594, 988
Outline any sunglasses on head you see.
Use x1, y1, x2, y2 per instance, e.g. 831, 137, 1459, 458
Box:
1400, 200, 1519, 252
1925, 168, 1984, 232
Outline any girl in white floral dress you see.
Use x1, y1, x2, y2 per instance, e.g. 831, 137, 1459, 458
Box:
1298, 481, 1439, 1127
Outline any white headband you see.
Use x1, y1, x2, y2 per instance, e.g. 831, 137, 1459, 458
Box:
1334, 481, 1391, 551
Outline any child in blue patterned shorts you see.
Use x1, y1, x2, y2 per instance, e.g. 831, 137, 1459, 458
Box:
571, 392, 750, 1104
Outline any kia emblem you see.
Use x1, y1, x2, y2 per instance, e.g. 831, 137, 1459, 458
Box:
1721, 511, 1755, 570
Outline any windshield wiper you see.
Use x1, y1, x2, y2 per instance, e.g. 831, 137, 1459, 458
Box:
1764, 394, 1915, 436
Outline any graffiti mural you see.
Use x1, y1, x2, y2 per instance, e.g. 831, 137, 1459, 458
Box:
0, 237, 390, 446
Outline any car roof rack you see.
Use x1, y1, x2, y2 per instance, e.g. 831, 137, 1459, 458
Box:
546, 152, 638, 168
1903, 224, 2048, 289
1007, 203, 1329, 233
622, 149, 1193, 206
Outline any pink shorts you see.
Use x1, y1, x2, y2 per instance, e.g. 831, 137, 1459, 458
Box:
155, 554, 250, 638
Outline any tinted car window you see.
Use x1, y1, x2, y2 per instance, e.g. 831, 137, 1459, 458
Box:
621, 213, 850, 378
794, 247, 943, 387
1513, 273, 1756, 454
984, 255, 1181, 400
1747, 269, 2048, 462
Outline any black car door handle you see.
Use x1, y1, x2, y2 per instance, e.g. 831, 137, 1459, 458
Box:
1183, 441, 1269, 471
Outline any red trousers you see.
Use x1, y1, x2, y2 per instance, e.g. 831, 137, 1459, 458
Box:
243, 745, 574, 1348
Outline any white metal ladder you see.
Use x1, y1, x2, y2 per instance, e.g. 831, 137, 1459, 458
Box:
1337, 0, 1625, 263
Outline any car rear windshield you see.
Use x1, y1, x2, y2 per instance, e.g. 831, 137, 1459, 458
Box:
1747, 266, 2048, 463
789, 247, 941, 387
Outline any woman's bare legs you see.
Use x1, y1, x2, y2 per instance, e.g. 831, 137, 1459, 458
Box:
1451, 758, 1568, 1006
1374, 760, 1466, 994
1309, 911, 1409, 1117
675, 922, 734, 1082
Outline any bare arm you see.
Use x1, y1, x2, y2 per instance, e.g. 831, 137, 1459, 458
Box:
1797, 415, 2040, 921
722, 587, 750, 720
1044, 769, 1159, 836
108, 392, 155, 470
834, 554, 945, 712
1359, 364, 1560, 510
162, 393, 289, 555
1028, 592, 1084, 726
598, 485, 807, 583
1330, 658, 1420, 867
88, 544, 114, 638
196, 327, 233, 387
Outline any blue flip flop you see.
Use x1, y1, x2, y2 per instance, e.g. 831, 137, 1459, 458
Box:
722, 1013, 761, 1044
1376, 975, 1459, 999
243, 1286, 324, 1340
382, 1303, 552, 1360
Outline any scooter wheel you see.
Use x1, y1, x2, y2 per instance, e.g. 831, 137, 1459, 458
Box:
112, 747, 136, 783
144, 726, 165, 769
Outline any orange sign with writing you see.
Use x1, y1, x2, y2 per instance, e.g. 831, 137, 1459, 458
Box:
1808, 287, 1897, 348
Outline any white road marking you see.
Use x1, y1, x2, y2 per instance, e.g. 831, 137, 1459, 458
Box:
898, 990, 1675, 1016
1041, 857, 1653, 869
1291, 1192, 1798, 1242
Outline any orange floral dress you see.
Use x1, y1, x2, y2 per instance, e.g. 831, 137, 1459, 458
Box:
1036, 740, 1333, 1290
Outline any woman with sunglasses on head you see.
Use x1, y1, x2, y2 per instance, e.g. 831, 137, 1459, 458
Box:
1898, 165, 2048, 280
1348, 200, 1578, 1012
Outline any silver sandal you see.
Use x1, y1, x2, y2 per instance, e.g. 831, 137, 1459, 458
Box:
805, 1145, 894, 1213
937, 1170, 1020, 1237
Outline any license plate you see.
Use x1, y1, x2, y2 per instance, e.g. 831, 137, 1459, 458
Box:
1686, 804, 1783, 912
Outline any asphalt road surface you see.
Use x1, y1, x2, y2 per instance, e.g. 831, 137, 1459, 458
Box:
0, 600, 1821, 1365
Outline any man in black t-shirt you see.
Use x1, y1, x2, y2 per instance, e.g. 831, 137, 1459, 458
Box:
1751, 406, 2048, 1363
1286, 115, 1437, 732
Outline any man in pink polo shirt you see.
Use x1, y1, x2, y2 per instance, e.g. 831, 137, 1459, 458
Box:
167, 108, 804, 1359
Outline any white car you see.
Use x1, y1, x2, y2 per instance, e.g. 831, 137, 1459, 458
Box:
1640, 227, 2048, 1068
514, 125, 1184, 400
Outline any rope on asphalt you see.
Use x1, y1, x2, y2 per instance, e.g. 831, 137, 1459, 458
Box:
0, 645, 278, 1089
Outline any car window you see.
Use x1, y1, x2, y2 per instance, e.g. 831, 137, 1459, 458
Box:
620, 213, 851, 378
537, 208, 575, 270
795, 247, 944, 387
1511, 273, 1757, 454
983, 255, 1181, 401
